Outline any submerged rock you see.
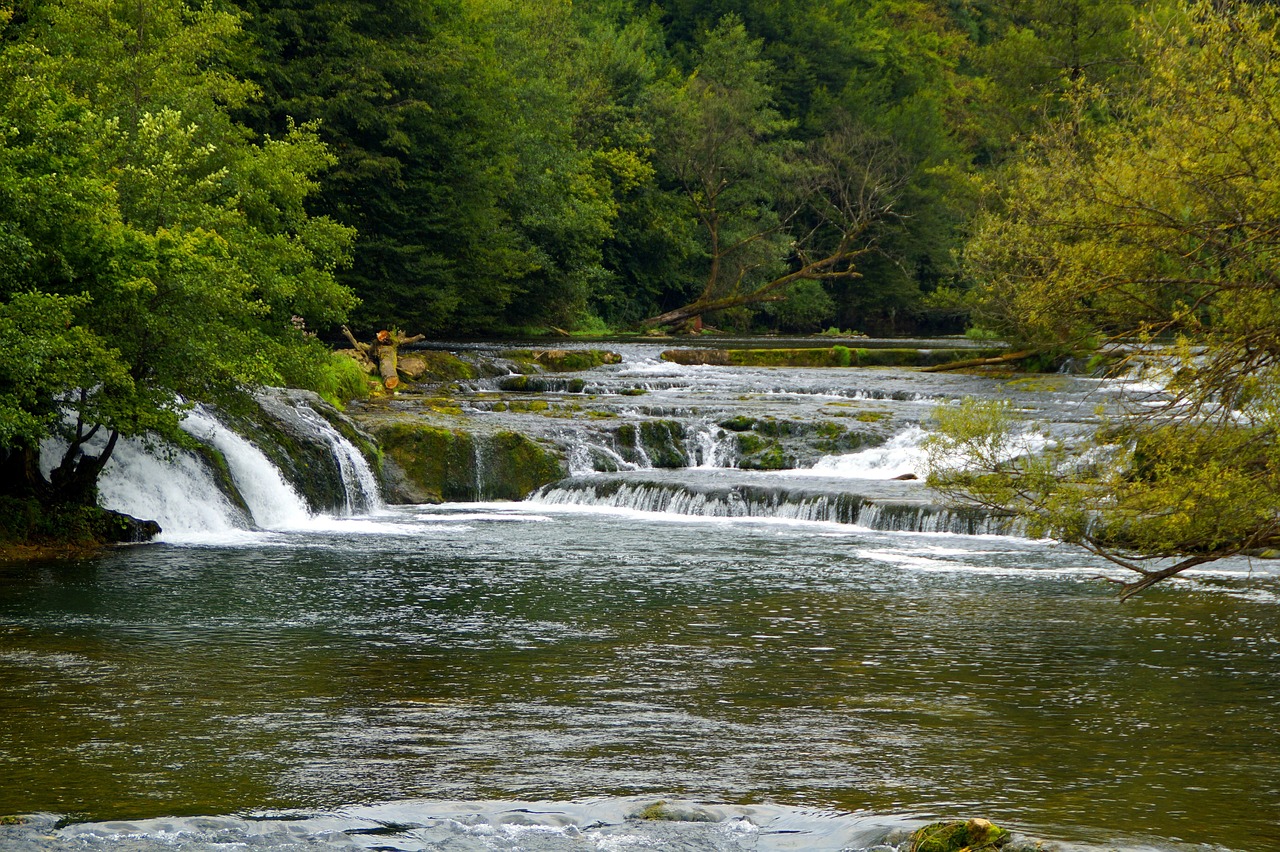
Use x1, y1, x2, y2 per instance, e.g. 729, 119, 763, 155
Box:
631, 800, 719, 822
910, 818, 1011, 852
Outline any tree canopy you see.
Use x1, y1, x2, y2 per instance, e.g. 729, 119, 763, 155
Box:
0, 0, 355, 506
928, 0, 1280, 597
10, 0, 1279, 571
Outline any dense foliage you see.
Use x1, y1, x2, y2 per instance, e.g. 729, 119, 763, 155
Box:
0, 0, 355, 507
223, 0, 1088, 336
7, 0, 1278, 575
928, 0, 1280, 596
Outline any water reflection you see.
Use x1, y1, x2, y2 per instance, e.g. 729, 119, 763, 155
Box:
0, 507, 1277, 851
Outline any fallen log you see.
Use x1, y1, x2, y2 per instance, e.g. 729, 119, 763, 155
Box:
918, 349, 1036, 373
341, 326, 426, 389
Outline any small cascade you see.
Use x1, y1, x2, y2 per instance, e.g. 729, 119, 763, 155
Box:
96, 439, 250, 540
564, 430, 640, 475
686, 420, 738, 468
279, 402, 382, 515
254, 390, 382, 515
473, 438, 489, 501
86, 394, 384, 542
805, 426, 930, 480
531, 474, 1021, 536
630, 423, 653, 468
180, 408, 315, 529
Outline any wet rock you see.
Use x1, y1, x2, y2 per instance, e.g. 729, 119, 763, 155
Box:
246, 389, 380, 514
372, 421, 563, 503
100, 511, 161, 543
631, 800, 718, 822
910, 818, 1011, 852
501, 349, 622, 371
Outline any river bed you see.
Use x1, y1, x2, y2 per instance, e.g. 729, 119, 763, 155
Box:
1, 341, 1278, 851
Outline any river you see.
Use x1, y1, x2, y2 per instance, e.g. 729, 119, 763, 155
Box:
1, 340, 1277, 852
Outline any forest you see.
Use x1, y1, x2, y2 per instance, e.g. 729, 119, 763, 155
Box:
5, 0, 1280, 565
0, 0, 1166, 343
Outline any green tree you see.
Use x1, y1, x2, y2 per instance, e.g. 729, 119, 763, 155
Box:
930, 1, 1280, 597
643, 17, 908, 330
235, 0, 658, 334
959, 0, 1145, 164
0, 0, 354, 508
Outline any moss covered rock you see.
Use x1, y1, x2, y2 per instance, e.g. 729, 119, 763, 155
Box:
398, 350, 478, 383
614, 421, 689, 468
0, 497, 160, 551
501, 349, 622, 371
632, 801, 718, 823
661, 347, 1006, 369
497, 375, 587, 393
482, 431, 566, 500
910, 818, 1011, 852
372, 422, 563, 503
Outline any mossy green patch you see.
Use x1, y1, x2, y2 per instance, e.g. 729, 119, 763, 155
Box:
375, 422, 477, 503
374, 422, 563, 503
0, 497, 159, 550
482, 431, 565, 500
719, 415, 756, 432
498, 376, 587, 394
500, 349, 621, 371
415, 351, 477, 382
1005, 376, 1065, 393
909, 819, 1010, 852
662, 347, 1003, 368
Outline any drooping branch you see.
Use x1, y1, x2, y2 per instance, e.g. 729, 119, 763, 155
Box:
642, 115, 908, 330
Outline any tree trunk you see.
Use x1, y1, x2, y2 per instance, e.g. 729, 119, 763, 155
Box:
918, 350, 1037, 373
342, 326, 426, 389
0, 441, 49, 501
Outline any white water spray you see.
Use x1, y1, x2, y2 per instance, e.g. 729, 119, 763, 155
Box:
803, 426, 932, 480
179, 408, 315, 529
92, 398, 383, 543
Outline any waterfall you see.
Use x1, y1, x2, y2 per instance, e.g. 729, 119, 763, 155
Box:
179, 408, 315, 529
287, 402, 383, 514
253, 390, 383, 515
564, 430, 639, 475
687, 420, 737, 468
803, 426, 930, 480
90, 395, 383, 542
531, 475, 1022, 536
96, 440, 251, 541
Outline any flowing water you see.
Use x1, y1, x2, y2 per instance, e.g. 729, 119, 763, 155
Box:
1, 341, 1278, 852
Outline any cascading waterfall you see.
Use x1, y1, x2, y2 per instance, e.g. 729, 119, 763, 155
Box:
179, 407, 315, 530
560, 427, 640, 475
287, 402, 383, 514
93, 396, 382, 542
254, 390, 382, 515
95, 439, 251, 541
802, 425, 930, 479
687, 420, 737, 468
531, 475, 1021, 536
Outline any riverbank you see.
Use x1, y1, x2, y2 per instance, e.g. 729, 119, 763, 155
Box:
0, 497, 159, 562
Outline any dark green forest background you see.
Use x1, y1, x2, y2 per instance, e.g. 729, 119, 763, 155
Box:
215, 0, 1149, 337
126, 0, 1149, 337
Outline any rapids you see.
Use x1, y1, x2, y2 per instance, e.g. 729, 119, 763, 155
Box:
2, 339, 1277, 852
